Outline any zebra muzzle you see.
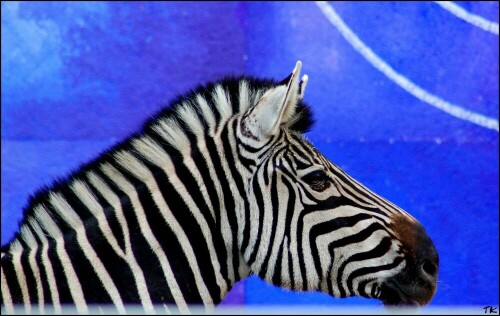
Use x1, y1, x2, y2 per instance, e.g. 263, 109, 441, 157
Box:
381, 217, 439, 307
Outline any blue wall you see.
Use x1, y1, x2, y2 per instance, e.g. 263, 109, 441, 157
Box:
2, 1, 498, 309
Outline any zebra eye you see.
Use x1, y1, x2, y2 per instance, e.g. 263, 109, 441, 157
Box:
302, 170, 331, 191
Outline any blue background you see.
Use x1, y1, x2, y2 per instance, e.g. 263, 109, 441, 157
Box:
2, 1, 498, 309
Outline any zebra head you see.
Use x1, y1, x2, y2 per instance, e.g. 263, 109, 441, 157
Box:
236, 61, 438, 306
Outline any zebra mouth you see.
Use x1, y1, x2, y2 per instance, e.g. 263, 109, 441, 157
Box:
379, 282, 422, 307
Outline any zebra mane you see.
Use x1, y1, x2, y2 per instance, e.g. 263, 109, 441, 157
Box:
3, 75, 314, 250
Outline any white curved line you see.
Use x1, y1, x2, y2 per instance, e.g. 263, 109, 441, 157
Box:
315, 1, 499, 132
434, 1, 499, 35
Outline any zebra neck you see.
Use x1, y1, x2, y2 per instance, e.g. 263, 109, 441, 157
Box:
3, 130, 250, 306
3, 82, 263, 304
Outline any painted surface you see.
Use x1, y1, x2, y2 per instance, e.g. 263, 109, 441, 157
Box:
2, 1, 498, 308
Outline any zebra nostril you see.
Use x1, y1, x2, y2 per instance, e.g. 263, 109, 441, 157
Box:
421, 260, 437, 279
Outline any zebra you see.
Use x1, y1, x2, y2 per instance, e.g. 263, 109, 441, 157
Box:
1, 61, 438, 313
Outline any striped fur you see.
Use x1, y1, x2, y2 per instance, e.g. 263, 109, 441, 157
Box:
1, 62, 437, 312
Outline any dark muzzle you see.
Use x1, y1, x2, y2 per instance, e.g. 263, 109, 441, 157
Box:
381, 215, 439, 306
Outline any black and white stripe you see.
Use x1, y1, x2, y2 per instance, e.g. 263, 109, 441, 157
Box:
1, 61, 437, 312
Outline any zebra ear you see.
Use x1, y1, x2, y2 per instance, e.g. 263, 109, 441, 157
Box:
240, 61, 308, 141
